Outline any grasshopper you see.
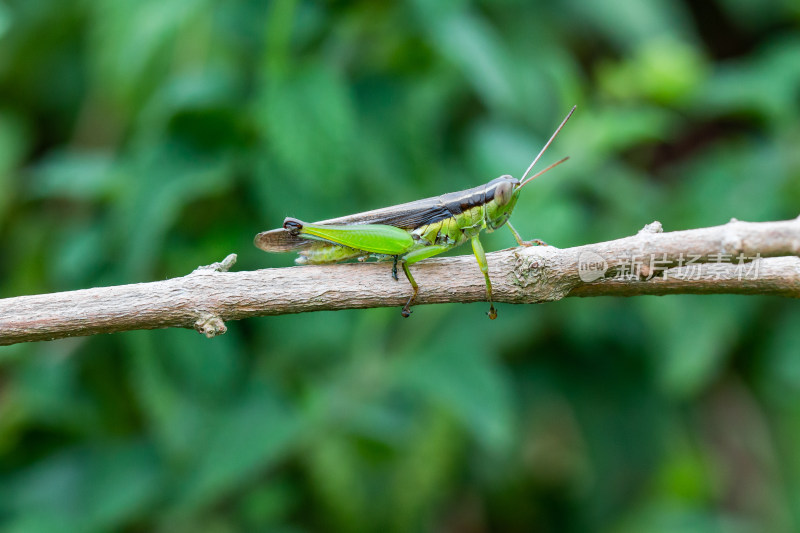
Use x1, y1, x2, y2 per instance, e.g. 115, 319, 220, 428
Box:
255, 106, 575, 319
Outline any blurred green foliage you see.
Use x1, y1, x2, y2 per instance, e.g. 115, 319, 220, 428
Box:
1, 0, 799, 531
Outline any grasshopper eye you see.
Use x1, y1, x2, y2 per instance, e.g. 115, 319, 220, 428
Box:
494, 181, 513, 206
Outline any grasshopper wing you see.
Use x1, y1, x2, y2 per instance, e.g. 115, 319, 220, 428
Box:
309, 197, 452, 229
255, 193, 458, 252
254, 228, 313, 252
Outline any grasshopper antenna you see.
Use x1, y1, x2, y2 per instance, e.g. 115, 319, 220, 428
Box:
519, 156, 570, 188
519, 105, 575, 188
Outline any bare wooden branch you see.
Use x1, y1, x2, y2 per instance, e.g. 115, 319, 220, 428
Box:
1, 217, 799, 346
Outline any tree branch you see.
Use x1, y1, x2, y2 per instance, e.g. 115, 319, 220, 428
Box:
1, 217, 799, 346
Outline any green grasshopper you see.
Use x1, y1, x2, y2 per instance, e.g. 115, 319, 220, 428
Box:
255, 106, 575, 319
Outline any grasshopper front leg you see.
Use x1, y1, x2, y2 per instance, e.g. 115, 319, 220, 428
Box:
398, 245, 450, 317
506, 221, 548, 247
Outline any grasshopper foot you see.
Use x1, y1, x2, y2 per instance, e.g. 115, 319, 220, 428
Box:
487, 306, 497, 320
520, 239, 549, 247
401, 307, 413, 318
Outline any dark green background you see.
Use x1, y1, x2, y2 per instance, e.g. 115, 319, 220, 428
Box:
1, 0, 800, 531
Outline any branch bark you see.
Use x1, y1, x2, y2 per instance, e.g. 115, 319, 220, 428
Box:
1, 217, 799, 346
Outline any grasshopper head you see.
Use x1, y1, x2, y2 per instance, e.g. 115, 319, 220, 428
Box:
483, 175, 521, 231
483, 153, 569, 232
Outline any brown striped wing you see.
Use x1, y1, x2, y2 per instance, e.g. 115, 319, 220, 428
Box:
254, 194, 457, 252
253, 227, 315, 252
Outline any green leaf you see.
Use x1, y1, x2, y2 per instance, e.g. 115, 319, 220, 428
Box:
174, 381, 302, 509
394, 348, 514, 455
1, 442, 161, 533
